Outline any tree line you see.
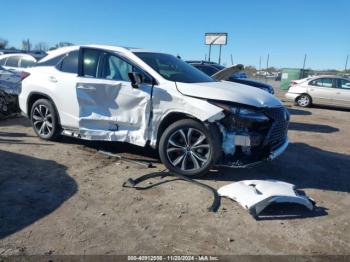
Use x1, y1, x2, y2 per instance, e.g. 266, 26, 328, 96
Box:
0, 38, 73, 51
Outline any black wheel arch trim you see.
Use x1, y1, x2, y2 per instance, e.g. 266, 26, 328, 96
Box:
27, 91, 61, 125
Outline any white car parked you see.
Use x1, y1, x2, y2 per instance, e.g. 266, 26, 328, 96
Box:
0, 53, 37, 70
285, 75, 350, 108
19, 45, 289, 177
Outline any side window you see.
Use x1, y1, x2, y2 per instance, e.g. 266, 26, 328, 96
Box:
36, 54, 65, 67
101, 54, 132, 81
310, 78, 333, 88
5, 56, 20, 67
338, 79, 350, 89
0, 58, 7, 66
82, 49, 103, 78
59, 51, 79, 74
19, 58, 36, 68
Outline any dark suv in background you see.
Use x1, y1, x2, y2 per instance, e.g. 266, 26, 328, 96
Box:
187, 61, 274, 94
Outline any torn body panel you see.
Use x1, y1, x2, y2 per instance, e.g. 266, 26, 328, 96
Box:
0, 67, 22, 116
218, 180, 314, 217
148, 82, 224, 148
75, 78, 151, 146
74, 78, 225, 148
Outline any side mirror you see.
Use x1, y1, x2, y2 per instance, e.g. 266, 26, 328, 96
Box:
128, 72, 144, 89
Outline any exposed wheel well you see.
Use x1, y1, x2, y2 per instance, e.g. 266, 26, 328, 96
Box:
27, 92, 61, 124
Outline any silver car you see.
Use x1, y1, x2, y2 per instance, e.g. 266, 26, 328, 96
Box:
285, 75, 350, 108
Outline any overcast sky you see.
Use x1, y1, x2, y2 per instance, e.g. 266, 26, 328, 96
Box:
2, 0, 349, 70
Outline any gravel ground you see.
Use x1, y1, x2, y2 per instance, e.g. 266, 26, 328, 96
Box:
0, 83, 350, 255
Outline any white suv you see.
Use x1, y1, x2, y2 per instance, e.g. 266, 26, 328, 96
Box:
19, 45, 289, 177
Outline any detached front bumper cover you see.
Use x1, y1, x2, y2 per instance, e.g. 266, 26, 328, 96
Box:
218, 179, 315, 218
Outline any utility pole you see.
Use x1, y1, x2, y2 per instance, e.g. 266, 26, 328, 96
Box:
345, 54, 349, 72
302, 54, 307, 70
259, 56, 261, 71
205, 54, 207, 61
230, 54, 234, 65
266, 54, 270, 82
266, 53, 270, 71
208, 45, 212, 62
218, 45, 222, 64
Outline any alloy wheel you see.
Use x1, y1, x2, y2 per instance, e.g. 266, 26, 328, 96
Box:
32, 104, 53, 137
166, 127, 211, 171
298, 95, 310, 107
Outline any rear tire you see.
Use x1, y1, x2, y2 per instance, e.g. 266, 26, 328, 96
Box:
296, 94, 312, 107
30, 99, 60, 140
158, 119, 221, 178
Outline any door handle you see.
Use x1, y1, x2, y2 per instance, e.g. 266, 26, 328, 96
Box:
336, 92, 341, 94
76, 85, 96, 91
48, 76, 57, 83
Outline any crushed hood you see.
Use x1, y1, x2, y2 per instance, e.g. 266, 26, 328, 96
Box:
176, 80, 282, 108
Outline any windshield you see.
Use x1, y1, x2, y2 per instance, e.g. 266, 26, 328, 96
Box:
134, 52, 215, 83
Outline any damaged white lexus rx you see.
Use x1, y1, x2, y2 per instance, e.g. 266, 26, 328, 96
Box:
19, 45, 289, 177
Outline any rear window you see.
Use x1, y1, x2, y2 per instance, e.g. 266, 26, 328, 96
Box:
194, 65, 219, 76
5, 56, 20, 67
0, 57, 7, 66
19, 58, 36, 68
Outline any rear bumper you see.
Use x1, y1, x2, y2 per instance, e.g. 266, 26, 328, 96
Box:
217, 138, 289, 168
285, 92, 300, 101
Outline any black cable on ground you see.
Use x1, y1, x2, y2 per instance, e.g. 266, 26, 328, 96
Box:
122, 170, 220, 212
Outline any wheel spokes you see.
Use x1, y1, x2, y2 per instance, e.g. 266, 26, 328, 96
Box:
166, 127, 210, 171
192, 134, 206, 147
173, 153, 186, 166
33, 104, 53, 137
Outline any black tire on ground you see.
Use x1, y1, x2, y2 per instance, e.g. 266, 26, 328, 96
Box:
30, 98, 60, 140
296, 94, 312, 107
158, 119, 221, 178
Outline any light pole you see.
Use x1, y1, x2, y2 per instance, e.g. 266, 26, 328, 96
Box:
345, 54, 349, 72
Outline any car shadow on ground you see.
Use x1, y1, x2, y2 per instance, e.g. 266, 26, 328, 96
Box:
288, 122, 339, 133
59, 136, 160, 164
0, 131, 53, 146
312, 104, 350, 112
0, 150, 77, 239
0, 115, 32, 127
287, 108, 312, 116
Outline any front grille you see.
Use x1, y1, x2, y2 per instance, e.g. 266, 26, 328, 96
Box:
265, 107, 289, 148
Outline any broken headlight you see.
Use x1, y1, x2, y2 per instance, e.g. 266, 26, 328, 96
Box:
211, 102, 269, 123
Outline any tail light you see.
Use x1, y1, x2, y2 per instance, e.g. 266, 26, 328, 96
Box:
291, 80, 298, 86
20, 71, 31, 81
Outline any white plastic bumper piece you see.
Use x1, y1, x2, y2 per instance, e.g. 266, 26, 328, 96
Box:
218, 179, 314, 217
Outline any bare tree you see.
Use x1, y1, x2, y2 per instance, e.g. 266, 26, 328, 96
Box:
22, 39, 32, 52
0, 38, 8, 49
34, 42, 49, 51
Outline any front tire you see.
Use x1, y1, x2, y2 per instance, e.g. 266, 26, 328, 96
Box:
159, 119, 220, 177
296, 94, 312, 107
30, 99, 60, 140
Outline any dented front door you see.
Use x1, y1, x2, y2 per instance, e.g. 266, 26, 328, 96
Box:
76, 48, 152, 146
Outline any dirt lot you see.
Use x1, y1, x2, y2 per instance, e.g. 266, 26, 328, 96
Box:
1, 86, 350, 255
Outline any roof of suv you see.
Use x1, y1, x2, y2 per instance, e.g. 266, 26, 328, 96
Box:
40, 44, 160, 63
